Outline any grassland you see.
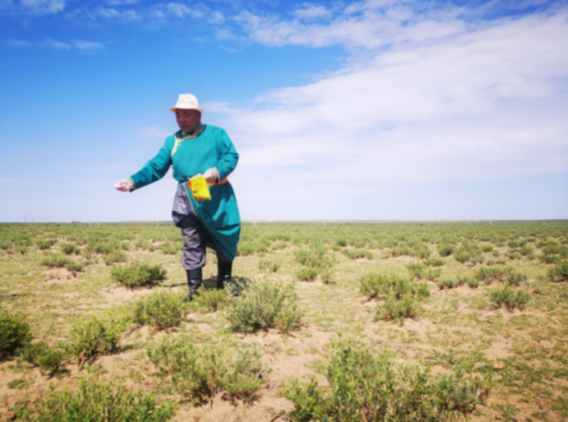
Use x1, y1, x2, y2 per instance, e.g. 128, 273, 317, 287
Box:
1, 221, 567, 421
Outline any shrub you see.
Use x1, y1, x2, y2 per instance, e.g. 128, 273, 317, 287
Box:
36, 239, 56, 250
482, 244, 494, 253
133, 291, 188, 330
548, 261, 568, 282
147, 336, 224, 405
111, 262, 167, 288
360, 273, 429, 301
69, 316, 121, 366
476, 267, 526, 286
342, 249, 373, 260
438, 244, 454, 257
148, 337, 267, 405
376, 297, 422, 325
296, 267, 319, 281
60, 242, 80, 255
508, 252, 522, 260
222, 344, 268, 403
19, 341, 67, 376
0, 310, 32, 358
258, 259, 280, 273
12, 375, 176, 421
425, 257, 444, 267
294, 244, 334, 269
454, 249, 471, 264
540, 254, 559, 264
41, 253, 71, 269
225, 280, 302, 333
192, 288, 230, 313
103, 250, 128, 266
489, 287, 531, 311
437, 279, 456, 290
161, 242, 178, 255
64, 260, 86, 272
282, 342, 488, 422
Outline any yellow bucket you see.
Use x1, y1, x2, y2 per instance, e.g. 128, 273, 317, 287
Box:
187, 174, 211, 202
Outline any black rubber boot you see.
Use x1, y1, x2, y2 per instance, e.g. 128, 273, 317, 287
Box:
217, 261, 239, 296
186, 268, 202, 301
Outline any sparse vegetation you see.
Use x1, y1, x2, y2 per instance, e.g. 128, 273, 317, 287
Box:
1, 221, 567, 420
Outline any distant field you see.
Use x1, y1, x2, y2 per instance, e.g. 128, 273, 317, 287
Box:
1, 221, 567, 421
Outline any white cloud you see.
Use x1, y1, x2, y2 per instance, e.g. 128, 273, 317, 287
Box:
74, 40, 104, 53
20, 0, 64, 14
209, 10, 225, 24
6, 39, 31, 46
96, 7, 140, 21
293, 5, 331, 20
219, 6, 568, 200
105, 0, 139, 5
166, 2, 191, 18
43, 39, 71, 51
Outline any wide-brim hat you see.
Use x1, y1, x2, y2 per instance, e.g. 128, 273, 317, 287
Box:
170, 94, 203, 113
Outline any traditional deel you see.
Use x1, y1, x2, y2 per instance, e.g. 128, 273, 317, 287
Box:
129, 125, 241, 260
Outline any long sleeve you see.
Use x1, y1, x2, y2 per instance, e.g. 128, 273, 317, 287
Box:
129, 138, 173, 190
215, 129, 239, 181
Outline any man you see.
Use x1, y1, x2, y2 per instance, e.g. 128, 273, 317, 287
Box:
114, 94, 241, 300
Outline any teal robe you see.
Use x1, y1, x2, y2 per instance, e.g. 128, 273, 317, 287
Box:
129, 125, 241, 261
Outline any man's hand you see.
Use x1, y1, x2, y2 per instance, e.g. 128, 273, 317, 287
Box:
204, 168, 219, 186
114, 179, 134, 192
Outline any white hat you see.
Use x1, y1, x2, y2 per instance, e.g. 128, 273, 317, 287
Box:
170, 94, 203, 113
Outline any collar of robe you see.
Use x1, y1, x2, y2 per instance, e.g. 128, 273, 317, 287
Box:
172, 124, 206, 157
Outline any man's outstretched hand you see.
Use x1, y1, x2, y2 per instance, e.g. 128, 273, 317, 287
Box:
114, 179, 134, 192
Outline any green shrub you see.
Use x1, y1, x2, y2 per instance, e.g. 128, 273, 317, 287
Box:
225, 280, 302, 333
438, 244, 454, 257
282, 342, 488, 422
376, 297, 422, 325
454, 249, 471, 264
222, 344, 268, 403
342, 249, 373, 260
111, 262, 167, 288
36, 239, 56, 250
134, 239, 157, 252
0, 310, 32, 358
160, 242, 179, 255
437, 279, 456, 290
12, 375, 176, 421
133, 291, 188, 330
60, 242, 80, 255
425, 257, 444, 267
492, 249, 500, 257
41, 253, 72, 268
540, 254, 559, 264
69, 316, 121, 366
102, 250, 126, 266
294, 244, 334, 269
91, 241, 120, 254
360, 273, 429, 301
147, 336, 224, 405
64, 260, 86, 272
482, 244, 494, 253
489, 287, 531, 310
508, 251, 522, 260
548, 261, 568, 282
295, 267, 319, 281
192, 289, 230, 313
476, 267, 526, 286
258, 259, 280, 272
19, 341, 67, 376
148, 337, 267, 405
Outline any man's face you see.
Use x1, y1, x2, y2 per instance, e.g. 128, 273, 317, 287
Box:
176, 109, 201, 134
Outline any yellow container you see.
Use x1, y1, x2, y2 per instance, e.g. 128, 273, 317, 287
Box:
187, 174, 211, 202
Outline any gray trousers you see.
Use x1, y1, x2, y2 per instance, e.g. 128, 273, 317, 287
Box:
178, 214, 231, 271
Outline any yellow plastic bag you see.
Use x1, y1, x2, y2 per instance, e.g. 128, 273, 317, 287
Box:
187, 174, 211, 202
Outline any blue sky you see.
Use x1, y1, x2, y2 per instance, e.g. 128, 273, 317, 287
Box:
1, 0, 567, 222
